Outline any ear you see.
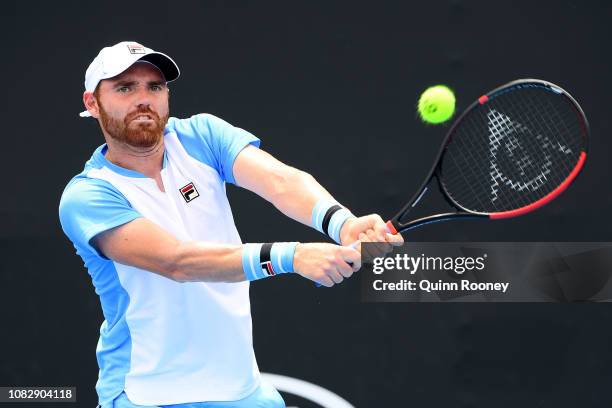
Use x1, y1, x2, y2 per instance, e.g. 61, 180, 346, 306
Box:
82, 91, 100, 118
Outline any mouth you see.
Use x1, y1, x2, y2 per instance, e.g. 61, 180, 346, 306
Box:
130, 113, 156, 123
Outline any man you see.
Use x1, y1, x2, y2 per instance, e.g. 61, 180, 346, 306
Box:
59, 41, 402, 408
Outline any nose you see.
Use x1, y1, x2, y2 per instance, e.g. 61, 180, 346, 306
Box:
133, 86, 153, 110
136, 101, 151, 112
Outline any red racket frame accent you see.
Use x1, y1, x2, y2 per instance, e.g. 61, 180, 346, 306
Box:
478, 95, 489, 104
386, 221, 398, 234
489, 151, 587, 219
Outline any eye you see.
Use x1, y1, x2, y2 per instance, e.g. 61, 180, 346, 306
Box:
117, 86, 131, 93
150, 84, 165, 92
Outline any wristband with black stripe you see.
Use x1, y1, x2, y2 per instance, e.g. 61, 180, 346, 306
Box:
242, 242, 299, 281
312, 199, 355, 243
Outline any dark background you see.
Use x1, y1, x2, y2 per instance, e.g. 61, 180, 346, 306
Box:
1, 1, 612, 407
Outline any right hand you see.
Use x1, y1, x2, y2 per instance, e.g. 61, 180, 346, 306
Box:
293, 243, 362, 287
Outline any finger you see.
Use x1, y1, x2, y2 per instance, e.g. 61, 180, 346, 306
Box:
372, 228, 391, 250
348, 240, 362, 253
367, 229, 391, 257
365, 229, 381, 257
372, 217, 389, 241
362, 253, 375, 264
358, 232, 373, 260
387, 232, 404, 246
340, 246, 362, 270
328, 268, 344, 284
361, 247, 374, 264
318, 275, 334, 287
356, 232, 374, 263
335, 256, 354, 278
359, 232, 370, 259
359, 232, 372, 255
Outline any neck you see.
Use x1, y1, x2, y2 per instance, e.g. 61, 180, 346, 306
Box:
104, 136, 165, 178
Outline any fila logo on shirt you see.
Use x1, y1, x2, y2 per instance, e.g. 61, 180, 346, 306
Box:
179, 182, 200, 203
127, 43, 146, 54
260, 261, 276, 277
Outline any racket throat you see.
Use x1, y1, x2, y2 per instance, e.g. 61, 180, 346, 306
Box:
391, 213, 484, 234
412, 187, 428, 208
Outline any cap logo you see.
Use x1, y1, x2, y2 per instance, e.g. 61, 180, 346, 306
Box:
127, 43, 146, 54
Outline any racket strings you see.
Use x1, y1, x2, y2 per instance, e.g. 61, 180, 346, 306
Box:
447, 107, 576, 212
453, 100, 580, 211
440, 86, 586, 213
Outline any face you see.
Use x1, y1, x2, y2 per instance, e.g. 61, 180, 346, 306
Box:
89, 62, 170, 149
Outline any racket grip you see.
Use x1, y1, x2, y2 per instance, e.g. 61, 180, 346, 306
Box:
314, 241, 360, 287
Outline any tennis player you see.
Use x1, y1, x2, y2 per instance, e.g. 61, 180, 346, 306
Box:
59, 41, 402, 408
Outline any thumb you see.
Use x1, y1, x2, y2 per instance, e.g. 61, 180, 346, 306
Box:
373, 217, 389, 241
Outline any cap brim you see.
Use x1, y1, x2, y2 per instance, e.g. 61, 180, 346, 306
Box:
139, 52, 180, 82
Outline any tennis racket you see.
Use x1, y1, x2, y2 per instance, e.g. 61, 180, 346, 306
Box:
385, 78, 588, 235
316, 79, 588, 287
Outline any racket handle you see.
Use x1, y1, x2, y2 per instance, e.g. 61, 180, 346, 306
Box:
314, 241, 360, 287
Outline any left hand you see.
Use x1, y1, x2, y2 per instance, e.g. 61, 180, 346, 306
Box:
339, 214, 404, 261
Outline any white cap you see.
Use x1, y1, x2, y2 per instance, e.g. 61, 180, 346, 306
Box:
80, 41, 180, 117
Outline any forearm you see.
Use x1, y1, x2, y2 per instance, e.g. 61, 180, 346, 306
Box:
234, 147, 348, 227
169, 241, 245, 283
266, 167, 339, 226
258, 167, 357, 245
233, 146, 355, 243
95, 218, 247, 283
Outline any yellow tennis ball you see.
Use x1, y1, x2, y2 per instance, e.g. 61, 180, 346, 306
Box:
417, 85, 456, 124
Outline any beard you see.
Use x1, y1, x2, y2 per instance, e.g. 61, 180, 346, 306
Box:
98, 102, 169, 149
